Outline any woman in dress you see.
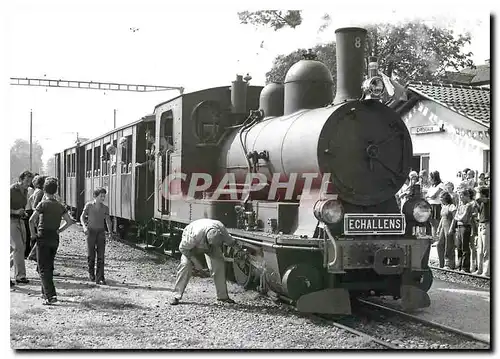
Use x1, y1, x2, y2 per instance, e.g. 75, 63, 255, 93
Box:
436, 192, 457, 269
426, 171, 445, 240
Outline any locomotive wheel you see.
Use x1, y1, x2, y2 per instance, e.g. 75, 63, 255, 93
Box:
232, 253, 255, 289
282, 264, 322, 300
404, 269, 433, 293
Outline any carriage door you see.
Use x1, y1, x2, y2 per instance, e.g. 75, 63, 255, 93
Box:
159, 110, 174, 214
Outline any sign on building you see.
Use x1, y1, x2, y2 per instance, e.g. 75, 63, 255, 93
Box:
410, 124, 444, 135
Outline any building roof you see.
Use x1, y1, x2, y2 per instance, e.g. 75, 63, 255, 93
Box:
445, 63, 490, 85
407, 82, 490, 126
459, 64, 490, 84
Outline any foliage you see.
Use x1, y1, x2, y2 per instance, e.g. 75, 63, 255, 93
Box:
265, 21, 475, 85
10, 139, 44, 183
365, 22, 474, 83
238, 11, 302, 31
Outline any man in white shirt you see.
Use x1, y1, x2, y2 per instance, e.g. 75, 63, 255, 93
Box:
170, 219, 243, 305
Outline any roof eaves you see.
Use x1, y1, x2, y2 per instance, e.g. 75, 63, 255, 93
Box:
407, 83, 490, 128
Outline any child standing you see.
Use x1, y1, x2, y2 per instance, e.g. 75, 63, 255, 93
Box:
80, 188, 113, 284
29, 177, 74, 305
474, 187, 490, 277
450, 189, 475, 273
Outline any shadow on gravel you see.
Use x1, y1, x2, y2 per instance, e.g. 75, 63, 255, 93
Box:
112, 255, 167, 265
181, 301, 294, 315
102, 280, 173, 292
79, 297, 146, 311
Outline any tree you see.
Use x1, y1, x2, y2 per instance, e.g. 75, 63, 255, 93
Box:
238, 11, 302, 31
45, 157, 56, 177
10, 139, 44, 183
365, 22, 474, 83
265, 21, 475, 85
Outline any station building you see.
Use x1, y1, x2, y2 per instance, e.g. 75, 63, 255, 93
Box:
399, 82, 490, 185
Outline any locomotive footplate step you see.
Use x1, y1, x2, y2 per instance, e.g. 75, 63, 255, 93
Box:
296, 288, 351, 315
400, 285, 431, 311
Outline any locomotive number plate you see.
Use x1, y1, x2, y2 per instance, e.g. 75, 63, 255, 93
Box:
344, 214, 405, 235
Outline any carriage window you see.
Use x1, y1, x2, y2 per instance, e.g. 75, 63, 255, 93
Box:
111, 139, 117, 175
103, 142, 110, 175
93, 146, 101, 176
86, 149, 92, 177
71, 153, 76, 177
120, 135, 133, 173
66, 154, 71, 176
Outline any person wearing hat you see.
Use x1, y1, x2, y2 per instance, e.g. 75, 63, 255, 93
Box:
170, 218, 243, 305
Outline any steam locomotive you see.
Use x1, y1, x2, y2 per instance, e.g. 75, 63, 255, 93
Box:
55, 27, 433, 314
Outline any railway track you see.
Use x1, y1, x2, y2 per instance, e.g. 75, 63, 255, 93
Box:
429, 265, 490, 280
272, 298, 400, 349
355, 298, 490, 349
121, 235, 489, 349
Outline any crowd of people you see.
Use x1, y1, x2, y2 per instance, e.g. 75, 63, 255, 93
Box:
397, 168, 491, 277
10, 170, 241, 306
10, 170, 113, 305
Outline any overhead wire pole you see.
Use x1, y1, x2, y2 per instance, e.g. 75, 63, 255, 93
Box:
11, 77, 184, 165
30, 110, 33, 171
9, 78, 184, 94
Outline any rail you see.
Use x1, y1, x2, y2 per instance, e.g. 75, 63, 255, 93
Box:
429, 265, 490, 280
357, 298, 490, 345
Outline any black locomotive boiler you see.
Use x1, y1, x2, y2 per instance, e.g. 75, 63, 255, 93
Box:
150, 27, 434, 314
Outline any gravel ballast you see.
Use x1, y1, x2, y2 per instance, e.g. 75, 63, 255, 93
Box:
11, 226, 384, 349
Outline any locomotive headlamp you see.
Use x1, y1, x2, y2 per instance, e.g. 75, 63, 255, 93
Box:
362, 76, 385, 98
313, 199, 344, 224
411, 200, 432, 223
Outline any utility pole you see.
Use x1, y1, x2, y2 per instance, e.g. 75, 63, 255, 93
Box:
114, 109, 117, 128
29, 110, 33, 171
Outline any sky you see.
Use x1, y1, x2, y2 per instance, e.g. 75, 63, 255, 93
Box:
2, 1, 493, 167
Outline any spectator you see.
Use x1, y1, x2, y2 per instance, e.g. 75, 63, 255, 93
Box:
419, 170, 430, 198
462, 168, 471, 180
444, 182, 459, 206
397, 171, 419, 211
10, 170, 34, 287
450, 189, 475, 273
29, 177, 74, 305
23, 176, 37, 259
26, 175, 46, 260
436, 192, 457, 269
80, 187, 113, 284
473, 187, 490, 277
478, 172, 486, 187
484, 172, 490, 187
462, 170, 477, 190
455, 171, 464, 189
426, 171, 445, 240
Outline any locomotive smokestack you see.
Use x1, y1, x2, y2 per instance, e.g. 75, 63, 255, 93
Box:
333, 27, 367, 104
